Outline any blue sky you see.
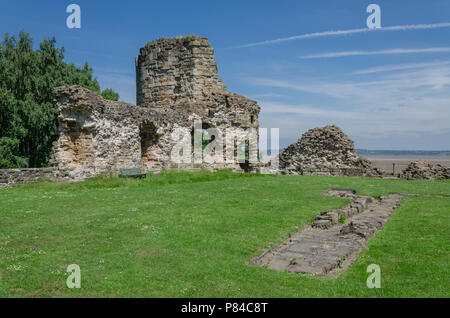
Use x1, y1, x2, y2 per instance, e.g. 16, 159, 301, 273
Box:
1, 0, 450, 150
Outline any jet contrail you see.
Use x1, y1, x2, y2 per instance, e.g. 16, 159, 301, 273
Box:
230, 23, 450, 49
300, 47, 450, 59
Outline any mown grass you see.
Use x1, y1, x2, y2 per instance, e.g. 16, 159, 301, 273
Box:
0, 170, 448, 297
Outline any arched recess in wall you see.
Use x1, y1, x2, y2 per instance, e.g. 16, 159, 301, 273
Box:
64, 119, 95, 167
139, 121, 159, 170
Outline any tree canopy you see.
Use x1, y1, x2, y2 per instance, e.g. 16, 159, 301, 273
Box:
0, 31, 119, 168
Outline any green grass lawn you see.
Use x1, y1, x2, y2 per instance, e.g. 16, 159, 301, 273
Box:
0, 170, 449, 297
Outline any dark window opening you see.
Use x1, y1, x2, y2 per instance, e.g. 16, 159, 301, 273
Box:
140, 121, 159, 167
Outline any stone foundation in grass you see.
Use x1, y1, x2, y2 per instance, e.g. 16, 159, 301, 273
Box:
250, 189, 405, 277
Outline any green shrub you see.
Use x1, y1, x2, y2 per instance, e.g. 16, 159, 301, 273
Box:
101, 88, 120, 101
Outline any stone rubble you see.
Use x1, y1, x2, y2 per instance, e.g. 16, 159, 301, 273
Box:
312, 189, 374, 229
400, 160, 450, 180
278, 125, 381, 176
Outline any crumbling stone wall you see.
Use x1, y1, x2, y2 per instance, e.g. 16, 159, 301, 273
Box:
136, 36, 260, 172
136, 36, 226, 107
52, 86, 170, 180
136, 36, 259, 131
0, 168, 69, 188
278, 125, 380, 176
400, 160, 450, 180
50, 36, 260, 180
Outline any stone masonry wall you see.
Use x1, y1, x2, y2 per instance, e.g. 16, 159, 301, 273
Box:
0, 168, 65, 188
136, 36, 260, 131
52, 86, 174, 180
49, 36, 261, 181
136, 36, 227, 108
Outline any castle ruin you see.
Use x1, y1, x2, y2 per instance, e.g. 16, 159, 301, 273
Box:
0, 36, 433, 187
51, 36, 260, 180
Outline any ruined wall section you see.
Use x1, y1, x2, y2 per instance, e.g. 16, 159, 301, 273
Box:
0, 168, 64, 188
136, 36, 260, 130
136, 36, 226, 108
278, 125, 381, 177
136, 36, 261, 171
52, 86, 177, 180
49, 36, 261, 181
400, 160, 450, 180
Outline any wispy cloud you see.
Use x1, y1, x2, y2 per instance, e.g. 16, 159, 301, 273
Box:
251, 64, 450, 99
230, 22, 450, 48
353, 60, 450, 74
259, 99, 450, 150
250, 64, 450, 146
300, 47, 450, 59
250, 78, 369, 99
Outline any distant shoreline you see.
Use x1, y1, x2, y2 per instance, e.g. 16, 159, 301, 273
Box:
363, 155, 450, 161
357, 149, 450, 156
362, 155, 450, 174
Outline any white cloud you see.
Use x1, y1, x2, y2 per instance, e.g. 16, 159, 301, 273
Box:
250, 64, 450, 149
250, 78, 377, 99
353, 60, 450, 74
259, 97, 450, 149
230, 22, 450, 48
251, 64, 450, 99
300, 47, 450, 59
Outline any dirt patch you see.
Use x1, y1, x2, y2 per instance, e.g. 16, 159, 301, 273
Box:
249, 189, 405, 277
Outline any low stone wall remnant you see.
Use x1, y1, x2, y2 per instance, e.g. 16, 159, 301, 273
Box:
250, 189, 405, 277
400, 160, 450, 180
0, 168, 69, 188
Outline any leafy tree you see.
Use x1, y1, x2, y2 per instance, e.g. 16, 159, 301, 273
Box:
0, 137, 28, 168
101, 88, 119, 101
0, 31, 119, 168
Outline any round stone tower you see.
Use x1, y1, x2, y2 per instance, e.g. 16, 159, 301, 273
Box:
136, 35, 227, 108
